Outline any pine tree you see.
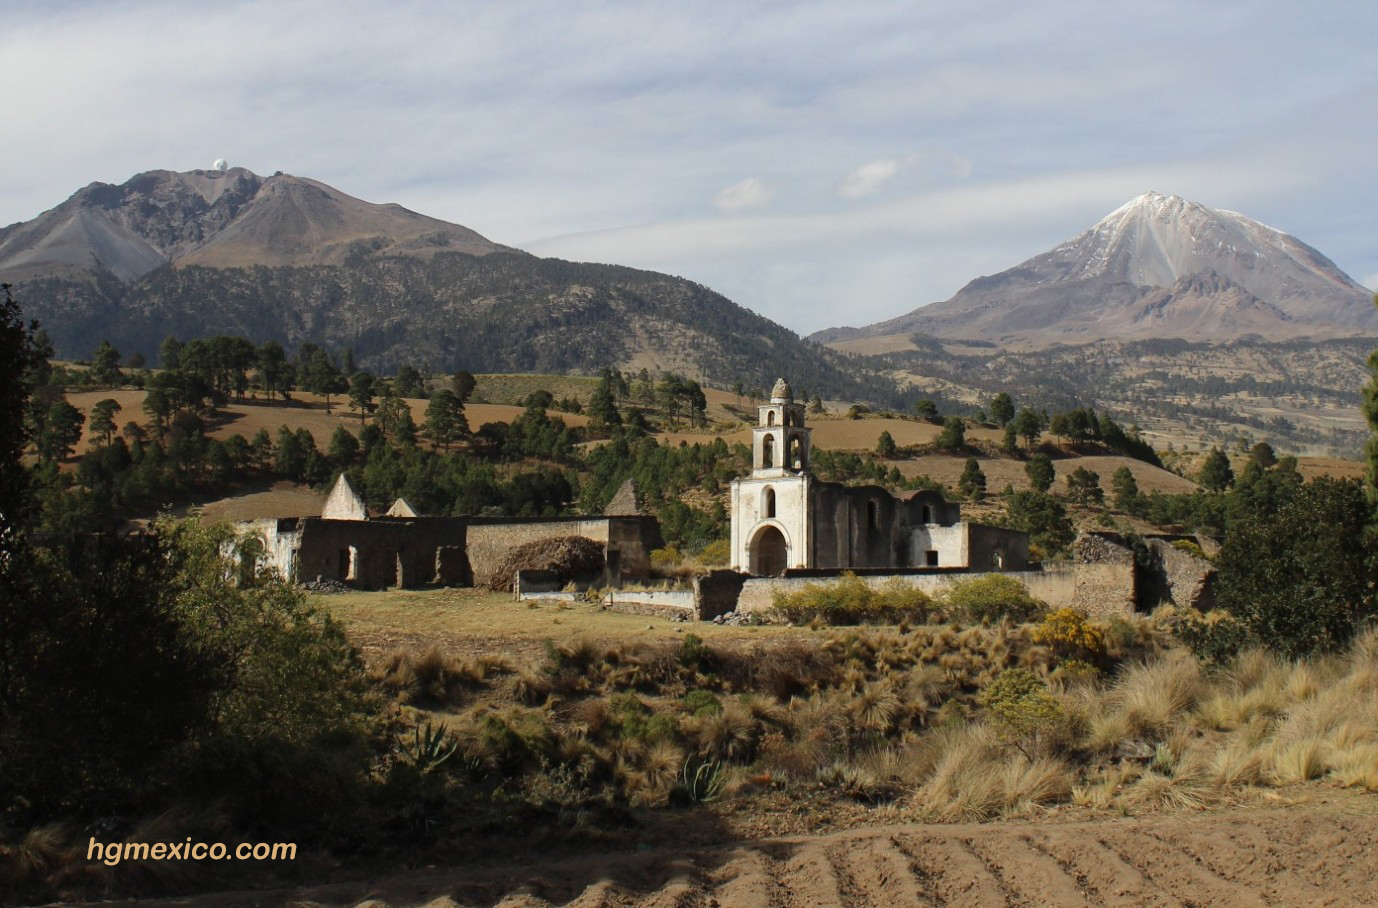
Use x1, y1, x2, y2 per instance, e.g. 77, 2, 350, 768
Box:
959, 457, 987, 501
1025, 452, 1055, 492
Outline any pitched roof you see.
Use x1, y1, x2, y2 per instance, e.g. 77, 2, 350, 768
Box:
322, 474, 368, 521
604, 478, 642, 516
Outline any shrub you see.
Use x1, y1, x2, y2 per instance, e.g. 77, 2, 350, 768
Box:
770, 573, 932, 626
1032, 608, 1106, 664
1216, 477, 1375, 657
1170, 539, 1210, 561
979, 668, 1068, 758
697, 538, 730, 566
1175, 609, 1253, 665
650, 545, 683, 570
683, 689, 722, 717
943, 574, 1046, 624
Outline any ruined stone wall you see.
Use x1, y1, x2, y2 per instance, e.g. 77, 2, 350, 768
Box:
293, 517, 467, 590
693, 570, 751, 620
966, 524, 1031, 572
733, 564, 1136, 619
1146, 539, 1216, 611
466, 516, 660, 587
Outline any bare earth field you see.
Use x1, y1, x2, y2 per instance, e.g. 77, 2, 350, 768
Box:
138, 590, 1378, 907
161, 796, 1378, 907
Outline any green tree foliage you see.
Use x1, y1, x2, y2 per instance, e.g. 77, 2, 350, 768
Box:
256, 340, 293, 400
2, 518, 377, 820
989, 392, 1015, 427
1216, 477, 1376, 657
1025, 452, 1055, 492
1249, 441, 1277, 470
1064, 466, 1103, 506
296, 342, 347, 411
1013, 406, 1046, 448
37, 399, 84, 463
90, 339, 122, 387
913, 398, 938, 420
348, 371, 377, 424
423, 388, 469, 451
451, 369, 477, 403
1111, 466, 1142, 513
393, 363, 426, 399
1002, 423, 1019, 455
875, 429, 897, 458
1006, 490, 1075, 557
959, 457, 987, 501
1198, 447, 1234, 492
328, 426, 361, 466
588, 368, 623, 433
936, 416, 966, 451
87, 398, 122, 446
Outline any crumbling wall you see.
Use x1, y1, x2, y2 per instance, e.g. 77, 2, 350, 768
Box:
733, 564, 1136, 619
693, 570, 750, 620
1146, 539, 1216, 611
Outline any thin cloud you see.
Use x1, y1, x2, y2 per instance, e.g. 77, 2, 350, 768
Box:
714, 177, 772, 212
838, 159, 902, 199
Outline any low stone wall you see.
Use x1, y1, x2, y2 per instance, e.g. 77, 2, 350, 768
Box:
694, 570, 750, 621
734, 564, 1136, 619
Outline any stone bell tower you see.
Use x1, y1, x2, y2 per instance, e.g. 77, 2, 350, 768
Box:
730, 378, 813, 574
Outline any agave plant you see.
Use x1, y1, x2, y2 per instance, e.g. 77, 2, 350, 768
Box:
408, 721, 460, 774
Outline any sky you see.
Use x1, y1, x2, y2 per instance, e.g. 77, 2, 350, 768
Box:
4, 0, 1377, 335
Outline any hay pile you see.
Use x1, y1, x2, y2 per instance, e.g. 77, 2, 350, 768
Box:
477, 535, 605, 591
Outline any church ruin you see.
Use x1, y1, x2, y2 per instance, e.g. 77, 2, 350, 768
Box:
730, 378, 1028, 575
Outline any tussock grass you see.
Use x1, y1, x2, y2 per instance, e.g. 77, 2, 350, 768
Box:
357, 607, 1378, 836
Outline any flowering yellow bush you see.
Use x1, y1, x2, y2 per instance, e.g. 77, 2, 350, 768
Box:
1032, 608, 1106, 661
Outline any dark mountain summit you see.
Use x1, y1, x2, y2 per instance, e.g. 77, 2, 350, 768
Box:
1, 168, 897, 403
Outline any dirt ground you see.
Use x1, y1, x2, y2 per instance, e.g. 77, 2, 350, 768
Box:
124, 592, 1378, 908
155, 794, 1378, 907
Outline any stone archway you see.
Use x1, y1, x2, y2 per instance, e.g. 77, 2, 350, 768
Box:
749, 524, 789, 576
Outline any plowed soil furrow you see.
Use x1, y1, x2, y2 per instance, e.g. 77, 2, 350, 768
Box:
563, 879, 626, 908
963, 833, 1092, 908
1174, 818, 1360, 907
837, 836, 941, 908
635, 874, 702, 908
891, 835, 1016, 908
884, 834, 948, 907
705, 846, 787, 908
1097, 831, 1268, 908
145, 804, 1378, 908
776, 843, 848, 908
1030, 835, 1185, 908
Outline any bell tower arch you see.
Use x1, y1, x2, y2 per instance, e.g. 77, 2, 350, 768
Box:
731, 378, 813, 573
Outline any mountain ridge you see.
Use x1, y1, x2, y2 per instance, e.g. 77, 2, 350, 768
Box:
1, 167, 902, 406
812, 191, 1377, 349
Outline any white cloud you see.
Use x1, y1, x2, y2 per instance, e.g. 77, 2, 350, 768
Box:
838, 159, 902, 199
713, 177, 772, 213
2, 0, 1376, 334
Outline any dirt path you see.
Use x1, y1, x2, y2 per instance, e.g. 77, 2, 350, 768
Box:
157, 802, 1378, 907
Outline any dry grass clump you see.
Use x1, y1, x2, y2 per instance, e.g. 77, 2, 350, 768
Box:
372, 646, 510, 706
376, 618, 1378, 828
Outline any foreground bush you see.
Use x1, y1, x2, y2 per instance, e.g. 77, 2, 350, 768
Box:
0, 517, 379, 825
1216, 477, 1376, 657
770, 573, 933, 625
943, 574, 1047, 623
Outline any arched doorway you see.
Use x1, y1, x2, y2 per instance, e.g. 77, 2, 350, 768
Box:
749, 525, 789, 576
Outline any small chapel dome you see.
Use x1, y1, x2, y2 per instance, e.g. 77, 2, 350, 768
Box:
770, 377, 793, 402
